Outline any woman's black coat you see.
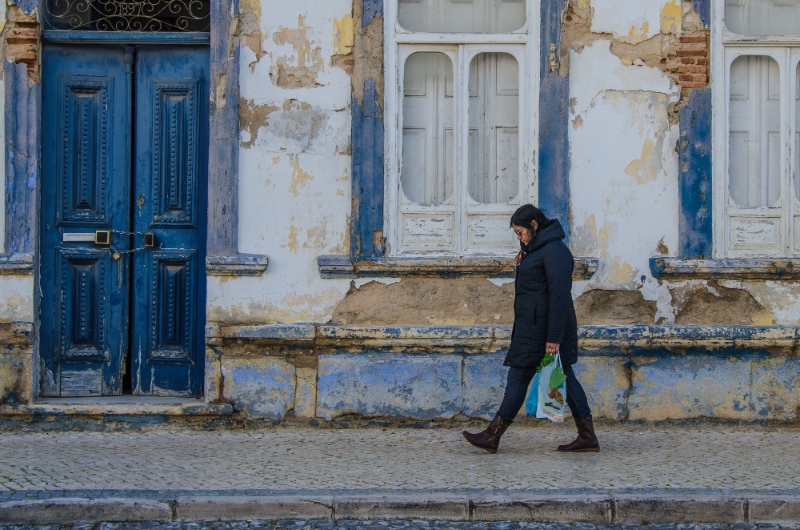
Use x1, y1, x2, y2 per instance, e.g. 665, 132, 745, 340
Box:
504, 220, 578, 370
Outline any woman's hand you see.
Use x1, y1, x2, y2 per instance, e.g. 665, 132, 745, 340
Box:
514, 251, 523, 266
546, 342, 560, 354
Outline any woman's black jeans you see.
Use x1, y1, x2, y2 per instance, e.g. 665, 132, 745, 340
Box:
497, 364, 591, 423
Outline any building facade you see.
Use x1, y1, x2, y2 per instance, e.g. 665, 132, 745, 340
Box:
0, 0, 798, 425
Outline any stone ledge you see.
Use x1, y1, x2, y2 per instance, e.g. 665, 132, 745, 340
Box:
318, 255, 598, 279
0, 398, 234, 417
210, 324, 800, 351
0, 253, 34, 275
651, 257, 800, 279
206, 254, 269, 277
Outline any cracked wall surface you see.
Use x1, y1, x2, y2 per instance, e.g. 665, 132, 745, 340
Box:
3, 0, 800, 423
208, 0, 354, 325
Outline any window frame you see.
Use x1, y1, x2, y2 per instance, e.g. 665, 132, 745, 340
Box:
384, 0, 540, 257
712, 0, 800, 258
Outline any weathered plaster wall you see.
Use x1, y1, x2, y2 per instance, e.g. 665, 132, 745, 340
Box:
206, 0, 354, 324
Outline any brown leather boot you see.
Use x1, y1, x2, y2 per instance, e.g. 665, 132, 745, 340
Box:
462, 414, 512, 454
557, 414, 599, 452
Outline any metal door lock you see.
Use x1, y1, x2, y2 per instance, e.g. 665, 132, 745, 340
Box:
144, 232, 155, 247
94, 230, 111, 245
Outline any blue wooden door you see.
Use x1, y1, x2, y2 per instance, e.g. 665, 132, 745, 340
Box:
40, 45, 131, 397
40, 44, 207, 397
130, 47, 208, 396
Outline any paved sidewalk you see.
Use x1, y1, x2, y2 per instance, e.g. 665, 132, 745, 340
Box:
1, 425, 799, 524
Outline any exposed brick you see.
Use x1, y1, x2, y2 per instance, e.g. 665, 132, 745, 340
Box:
6, 38, 38, 45
679, 74, 695, 82
680, 81, 707, 88
678, 66, 707, 74
681, 57, 696, 65
678, 50, 707, 57
692, 74, 708, 82
697, 58, 707, 66
680, 36, 707, 43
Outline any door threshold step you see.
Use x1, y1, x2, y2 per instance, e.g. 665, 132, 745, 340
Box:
0, 397, 233, 417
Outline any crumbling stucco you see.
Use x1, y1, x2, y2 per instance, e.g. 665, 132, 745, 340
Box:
575, 289, 657, 325
671, 281, 776, 326
270, 15, 325, 88
238, 98, 279, 149
239, 0, 266, 70
331, 278, 514, 326
559, 0, 707, 122
1, 5, 40, 81
330, 14, 355, 76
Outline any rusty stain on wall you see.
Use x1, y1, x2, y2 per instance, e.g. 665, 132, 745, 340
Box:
576, 289, 657, 325
270, 15, 325, 88
331, 279, 514, 326
671, 281, 776, 325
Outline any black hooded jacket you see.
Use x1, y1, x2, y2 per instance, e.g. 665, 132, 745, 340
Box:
504, 219, 578, 369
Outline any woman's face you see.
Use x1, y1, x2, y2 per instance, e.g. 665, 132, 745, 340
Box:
512, 222, 537, 246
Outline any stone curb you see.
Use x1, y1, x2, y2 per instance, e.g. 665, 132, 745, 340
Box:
174, 495, 334, 522
1, 494, 799, 524
0, 498, 172, 524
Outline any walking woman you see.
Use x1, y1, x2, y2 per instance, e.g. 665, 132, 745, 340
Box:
463, 204, 599, 454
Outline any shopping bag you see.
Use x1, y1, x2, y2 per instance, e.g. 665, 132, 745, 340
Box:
536, 353, 567, 422
524, 371, 541, 416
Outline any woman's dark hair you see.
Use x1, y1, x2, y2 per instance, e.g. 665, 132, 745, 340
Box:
510, 204, 555, 231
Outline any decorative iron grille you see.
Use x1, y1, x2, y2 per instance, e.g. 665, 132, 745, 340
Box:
44, 0, 210, 32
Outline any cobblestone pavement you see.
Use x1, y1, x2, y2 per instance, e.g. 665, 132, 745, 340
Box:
1, 426, 800, 498
0, 522, 798, 530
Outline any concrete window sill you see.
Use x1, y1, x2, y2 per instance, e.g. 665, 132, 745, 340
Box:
0, 254, 34, 276
206, 254, 269, 277
208, 323, 797, 351
317, 255, 599, 280
650, 257, 800, 279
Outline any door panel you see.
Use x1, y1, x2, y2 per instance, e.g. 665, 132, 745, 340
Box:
131, 46, 208, 397
40, 46, 130, 397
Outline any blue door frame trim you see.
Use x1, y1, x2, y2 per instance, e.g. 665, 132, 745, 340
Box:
678, 1, 711, 259
538, 0, 570, 241
3, 60, 38, 258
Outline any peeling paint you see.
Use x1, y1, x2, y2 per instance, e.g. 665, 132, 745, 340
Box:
239, 0, 266, 70
624, 138, 659, 184
660, 0, 682, 35
270, 15, 325, 88
333, 15, 354, 56
288, 154, 313, 196
238, 98, 279, 149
